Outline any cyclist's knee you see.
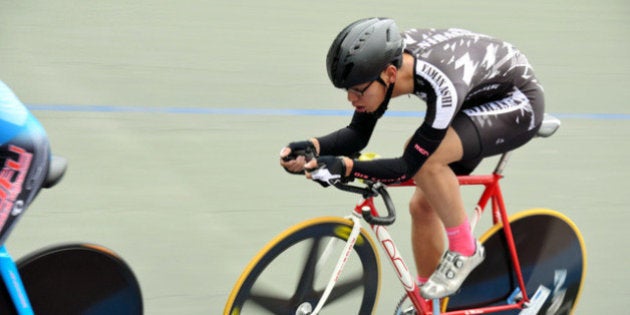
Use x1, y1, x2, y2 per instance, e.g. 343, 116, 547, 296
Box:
414, 160, 449, 186
409, 192, 433, 220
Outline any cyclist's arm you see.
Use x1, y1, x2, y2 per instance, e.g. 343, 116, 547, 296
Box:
348, 122, 447, 184
346, 57, 465, 183
315, 110, 380, 156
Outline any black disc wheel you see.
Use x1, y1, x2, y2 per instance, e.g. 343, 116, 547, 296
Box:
447, 209, 586, 315
0, 243, 142, 315
224, 217, 381, 315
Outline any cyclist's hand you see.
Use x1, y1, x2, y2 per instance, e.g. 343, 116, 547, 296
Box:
304, 156, 350, 187
280, 140, 317, 174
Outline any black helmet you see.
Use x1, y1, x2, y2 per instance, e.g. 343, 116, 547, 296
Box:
326, 18, 404, 89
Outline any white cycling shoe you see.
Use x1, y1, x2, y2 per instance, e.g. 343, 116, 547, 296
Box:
420, 241, 485, 299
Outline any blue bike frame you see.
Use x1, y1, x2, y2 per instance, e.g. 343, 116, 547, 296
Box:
0, 245, 33, 315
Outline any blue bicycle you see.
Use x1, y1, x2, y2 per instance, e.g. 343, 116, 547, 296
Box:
0, 81, 143, 314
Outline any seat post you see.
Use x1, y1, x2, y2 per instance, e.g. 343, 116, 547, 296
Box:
493, 151, 512, 175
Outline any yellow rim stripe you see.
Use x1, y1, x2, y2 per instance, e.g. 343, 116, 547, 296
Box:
223, 216, 382, 315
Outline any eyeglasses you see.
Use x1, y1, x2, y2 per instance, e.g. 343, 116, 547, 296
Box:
345, 77, 387, 97
345, 80, 376, 97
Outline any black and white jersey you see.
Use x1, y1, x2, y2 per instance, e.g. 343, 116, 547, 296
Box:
317, 28, 544, 184
403, 28, 538, 131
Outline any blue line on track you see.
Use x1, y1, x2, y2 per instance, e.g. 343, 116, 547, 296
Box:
26, 104, 630, 120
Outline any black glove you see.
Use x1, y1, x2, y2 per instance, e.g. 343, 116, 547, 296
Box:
281, 140, 317, 174
282, 141, 316, 161
306, 155, 348, 187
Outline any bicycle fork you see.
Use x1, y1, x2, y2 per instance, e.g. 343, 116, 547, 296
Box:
0, 246, 34, 315
308, 212, 434, 315
307, 214, 364, 315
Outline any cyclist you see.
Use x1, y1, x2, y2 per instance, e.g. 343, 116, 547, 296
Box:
0, 80, 50, 245
280, 18, 544, 299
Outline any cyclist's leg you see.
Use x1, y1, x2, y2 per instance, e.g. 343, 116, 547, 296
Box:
409, 188, 444, 282
407, 127, 468, 281
413, 128, 488, 299
409, 133, 484, 282
419, 84, 542, 300
413, 127, 466, 233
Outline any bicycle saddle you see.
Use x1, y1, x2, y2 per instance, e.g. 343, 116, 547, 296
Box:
43, 155, 67, 189
536, 114, 561, 138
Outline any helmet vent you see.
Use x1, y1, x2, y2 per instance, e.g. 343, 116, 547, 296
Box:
341, 63, 354, 83
353, 33, 368, 52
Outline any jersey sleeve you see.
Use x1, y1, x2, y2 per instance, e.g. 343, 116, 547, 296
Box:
316, 110, 380, 157
351, 123, 447, 183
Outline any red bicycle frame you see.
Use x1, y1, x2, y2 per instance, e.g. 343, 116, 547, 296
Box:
354, 152, 531, 314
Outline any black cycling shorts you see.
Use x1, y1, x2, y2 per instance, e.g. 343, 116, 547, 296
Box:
449, 81, 545, 175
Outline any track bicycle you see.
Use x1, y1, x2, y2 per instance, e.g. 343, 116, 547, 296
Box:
0, 155, 143, 315
224, 114, 586, 314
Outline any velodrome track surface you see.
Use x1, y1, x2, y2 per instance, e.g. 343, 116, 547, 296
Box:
2, 1, 628, 313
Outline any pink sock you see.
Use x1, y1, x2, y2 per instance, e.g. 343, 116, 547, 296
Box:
446, 218, 476, 256
417, 276, 429, 285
